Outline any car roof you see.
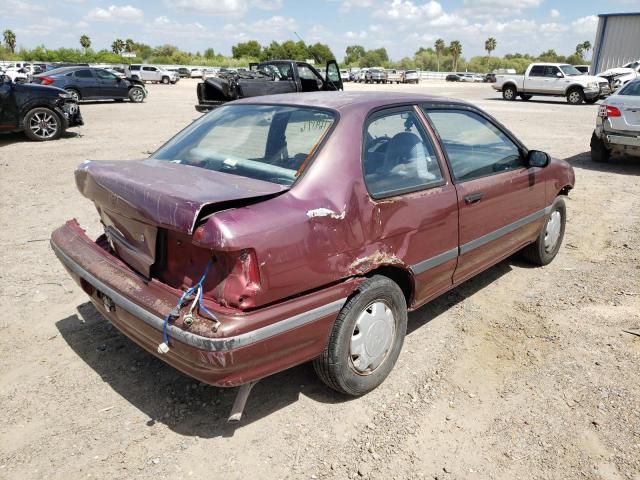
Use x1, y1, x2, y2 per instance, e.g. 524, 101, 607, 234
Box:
231, 91, 470, 112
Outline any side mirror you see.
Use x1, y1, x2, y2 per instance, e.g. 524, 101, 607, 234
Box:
527, 150, 550, 168
556, 72, 563, 78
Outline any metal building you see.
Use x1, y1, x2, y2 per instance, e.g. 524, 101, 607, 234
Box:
591, 12, 640, 74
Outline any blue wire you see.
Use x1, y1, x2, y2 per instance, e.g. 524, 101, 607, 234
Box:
160, 258, 215, 347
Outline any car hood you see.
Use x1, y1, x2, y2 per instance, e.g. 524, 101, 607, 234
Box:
598, 67, 635, 77
75, 159, 289, 235
576, 75, 607, 83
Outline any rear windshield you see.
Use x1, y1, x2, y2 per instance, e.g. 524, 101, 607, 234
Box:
152, 105, 336, 186
619, 80, 640, 96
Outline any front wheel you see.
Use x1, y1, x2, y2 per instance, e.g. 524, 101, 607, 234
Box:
313, 275, 407, 396
24, 107, 63, 141
65, 88, 80, 102
502, 85, 517, 101
161, 76, 169, 84
566, 88, 584, 105
521, 197, 566, 266
128, 86, 145, 103
590, 132, 610, 163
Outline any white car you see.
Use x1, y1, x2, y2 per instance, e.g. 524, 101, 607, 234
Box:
124, 64, 179, 84
494, 62, 611, 104
4, 68, 29, 83
402, 70, 419, 84
189, 68, 203, 78
598, 60, 640, 91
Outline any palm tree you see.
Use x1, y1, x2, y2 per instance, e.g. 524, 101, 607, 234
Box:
79, 34, 91, 54
449, 40, 462, 71
581, 40, 592, 59
434, 38, 445, 72
3, 29, 16, 54
485, 37, 497, 57
111, 39, 125, 55
124, 38, 135, 53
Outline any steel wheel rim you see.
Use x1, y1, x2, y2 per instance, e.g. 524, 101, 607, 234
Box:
131, 89, 143, 101
544, 210, 562, 252
569, 92, 580, 103
349, 301, 395, 375
29, 111, 58, 139
505, 89, 514, 99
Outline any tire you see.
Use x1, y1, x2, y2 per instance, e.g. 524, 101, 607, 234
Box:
313, 275, 408, 396
128, 86, 145, 103
131, 75, 139, 80
590, 132, 610, 163
65, 88, 80, 101
566, 87, 584, 105
520, 94, 532, 101
585, 98, 598, 104
23, 107, 63, 141
521, 197, 566, 266
502, 85, 517, 101
161, 76, 169, 84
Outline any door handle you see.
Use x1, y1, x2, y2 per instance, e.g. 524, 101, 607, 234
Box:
464, 192, 483, 204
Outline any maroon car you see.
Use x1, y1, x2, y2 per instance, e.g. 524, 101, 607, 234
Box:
51, 92, 574, 403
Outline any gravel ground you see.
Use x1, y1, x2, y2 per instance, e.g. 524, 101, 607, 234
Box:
0, 79, 638, 480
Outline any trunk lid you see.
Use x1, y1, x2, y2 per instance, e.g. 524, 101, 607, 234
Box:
76, 159, 287, 276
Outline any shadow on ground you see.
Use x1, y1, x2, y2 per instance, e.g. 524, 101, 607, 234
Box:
56, 256, 516, 438
565, 151, 640, 176
0, 130, 81, 147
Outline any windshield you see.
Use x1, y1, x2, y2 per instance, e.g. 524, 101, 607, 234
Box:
559, 65, 582, 76
619, 80, 640, 96
152, 105, 336, 186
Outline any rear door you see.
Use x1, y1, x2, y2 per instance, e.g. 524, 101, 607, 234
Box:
142, 66, 159, 82
72, 68, 98, 99
423, 106, 546, 284
524, 65, 546, 92
0, 81, 18, 128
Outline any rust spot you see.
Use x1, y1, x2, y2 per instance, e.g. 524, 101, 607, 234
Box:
349, 250, 402, 275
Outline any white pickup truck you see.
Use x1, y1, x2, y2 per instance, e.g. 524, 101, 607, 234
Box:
493, 63, 611, 104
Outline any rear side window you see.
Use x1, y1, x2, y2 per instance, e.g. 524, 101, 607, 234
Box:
424, 109, 523, 182
74, 69, 93, 78
529, 65, 544, 77
130, 65, 140, 71
363, 110, 444, 199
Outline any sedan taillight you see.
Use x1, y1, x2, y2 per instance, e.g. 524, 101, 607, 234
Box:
40, 76, 54, 85
598, 105, 621, 118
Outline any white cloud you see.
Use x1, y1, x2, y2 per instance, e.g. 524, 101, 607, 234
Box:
17, 17, 70, 36
571, 15, 598, 34
461, 0, 542, 18
249, 15, 298, 32
550, 9, 560, 18
165, 0, 247, 16
0, 0, 46, 15
87, 5, 144, 22
539, 22, 568, 33
372, 0, 467, 26
252, 0, 284, 10
339, 0, 374, 13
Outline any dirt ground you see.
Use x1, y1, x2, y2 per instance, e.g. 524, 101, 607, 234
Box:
0, 79, 638, 480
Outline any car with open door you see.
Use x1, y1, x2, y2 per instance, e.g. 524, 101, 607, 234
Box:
195, 59, 343, 112
51, 92, 573, 420
0, 72, 83, 141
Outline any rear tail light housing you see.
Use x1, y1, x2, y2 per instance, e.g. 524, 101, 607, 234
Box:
40, 76, 54, 85
598, 105, 621, 118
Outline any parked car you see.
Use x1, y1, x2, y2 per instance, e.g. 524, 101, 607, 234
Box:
366, 68, 387, 84
493, 63, 611, 104
32, 67, 147, 103
124, 64, 179, 84
402, 70, 419, 84
0, 73, 83, 141
356, 68, 369, 83
51, 91, 574, 413
446, 73, 462, 82
340, 69, 350, 82
598, 60, 640, 91
189, 68, 203, 78
484, 73, 496, 83
4, 67, 29, 84
196, 59, 343, 112
177, 67, 191, 78
590, 79, 640, 162
385, 69, 404, 84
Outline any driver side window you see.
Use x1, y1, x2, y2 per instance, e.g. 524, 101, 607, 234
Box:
363, 109, 444, 199
298, 64, 320, 81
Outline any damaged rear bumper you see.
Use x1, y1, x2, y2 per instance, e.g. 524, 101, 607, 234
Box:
51, 220, 356, 387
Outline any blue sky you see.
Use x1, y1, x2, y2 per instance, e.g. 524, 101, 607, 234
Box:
1, 0, 636, 59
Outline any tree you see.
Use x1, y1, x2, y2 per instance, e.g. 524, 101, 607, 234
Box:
3, 29, 16, 54
434, 38, 445, 71
124, 38, 135, 53
111, 39, 124, 55
580, 40, 592, 60
485, 37, 496, 57
231, 40, 262, 59
449, 40, 462, 71
307, 42, 334, 63
79, 35, 91, 53
204, 47, 215, 59
344, 45, 366, 65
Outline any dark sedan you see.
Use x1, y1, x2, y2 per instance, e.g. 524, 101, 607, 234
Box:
446, 73, 462, 82
32, 67, 147, 103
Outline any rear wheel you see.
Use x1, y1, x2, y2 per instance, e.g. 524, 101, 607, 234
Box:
521, 197, 566, 266
65, 88, 80, 101
128, 86, 145, 103
566, 88, 584, 105
590, 132, 610, 163
502, 85, 517, 101
23, 107, 63, 141
313, 275, 407, 396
